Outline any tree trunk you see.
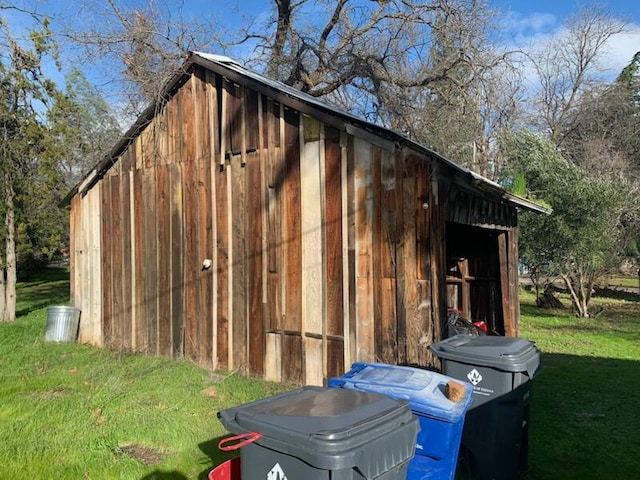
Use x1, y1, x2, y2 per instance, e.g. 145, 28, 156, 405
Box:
0, 246, 5, 323
1, 175, 16, 323
561, 271, 590, 318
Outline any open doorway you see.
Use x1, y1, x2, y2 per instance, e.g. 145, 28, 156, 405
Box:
445, 222, 504, 335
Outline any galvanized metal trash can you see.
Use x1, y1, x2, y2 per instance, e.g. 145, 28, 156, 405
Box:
45, 306, 81, 342
429, 335, 542, 480
218, 386, 419, 480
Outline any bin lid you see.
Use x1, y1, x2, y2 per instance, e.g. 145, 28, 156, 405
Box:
328, 363, 473, 422
218, 386, 417, 468
429, 335, 541, 377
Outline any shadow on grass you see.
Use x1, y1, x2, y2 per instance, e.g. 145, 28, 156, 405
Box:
526, 353, 640, 480
139, 471, 188, 480
198, 436, 238, 480
16, 267, 71, 317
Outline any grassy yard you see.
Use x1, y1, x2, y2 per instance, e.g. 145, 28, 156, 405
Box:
1, 269, 639, 479
519, 288, 640, 480
1, 268, 288, 479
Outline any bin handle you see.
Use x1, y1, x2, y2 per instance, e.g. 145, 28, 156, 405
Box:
218, 432, 263, 451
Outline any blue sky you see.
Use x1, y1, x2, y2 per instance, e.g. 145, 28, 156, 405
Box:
200, 0, 640, 79
5, 0, 640, 90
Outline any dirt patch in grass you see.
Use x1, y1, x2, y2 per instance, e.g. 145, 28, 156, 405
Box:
116, 444, 168, 466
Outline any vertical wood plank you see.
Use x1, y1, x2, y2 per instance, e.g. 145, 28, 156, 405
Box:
231, 154, 247, 373
156, 164, 172, 356
142, 167, 158, 355
219, 78, 227, 169
283, 107, 302, 334
282, 333, 303, 384
429, 163, 446, 351
509, 228, 521, 336
215, 164, 230, 369
301, 116, 324, 336
121, 171, 132, 350
499, 230, 515, 337
90, 186, 103, 346
133, 170, 146, 352
393, 150, 407, 364
265, 333, 282, 382
346, 134, 356, 368
170, 163, 184, 358
282, 107, 303, 382
415, 157, 432, 365
305, 336, 324, 386
354, 137, 374, 362
301, 115, 324, 384
182, 76, 196, 162
183, 158, 199, 361
378, 149, 398, 363
245, 88, 259, 152
206, 69, 219, 370
247, 151, 264, 375
401, 155, 419, 364
326, 338, 345, 379
110, 175, 123, 347
101, 180, 113, 347
197, 157, 214, 368
266, 100, 283, 333
324, 127, 343, 339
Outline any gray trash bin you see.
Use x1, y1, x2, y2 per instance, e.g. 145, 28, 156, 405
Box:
218, 386, 419, 479
45, 306, 81, 342
429, 335, 541, 480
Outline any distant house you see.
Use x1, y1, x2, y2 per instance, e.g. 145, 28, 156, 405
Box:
67, 52, 547, 385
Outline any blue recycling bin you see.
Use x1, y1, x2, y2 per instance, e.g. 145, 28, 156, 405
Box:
329, 362, 473, 480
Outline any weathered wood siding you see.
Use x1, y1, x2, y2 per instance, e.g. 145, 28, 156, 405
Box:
71, 63, 521, 384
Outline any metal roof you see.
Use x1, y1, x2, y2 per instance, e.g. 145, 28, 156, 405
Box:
66, 51, 549, 215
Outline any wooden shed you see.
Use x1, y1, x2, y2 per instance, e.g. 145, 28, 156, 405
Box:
68, 52, 546, 385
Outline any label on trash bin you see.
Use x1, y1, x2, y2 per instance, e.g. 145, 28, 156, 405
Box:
466, 368, 495, 397
267, 462, 288, 480
467, 368, 483, 386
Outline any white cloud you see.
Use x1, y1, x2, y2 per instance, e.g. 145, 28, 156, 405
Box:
601, 27, 640, 75
502, 11, 559, 35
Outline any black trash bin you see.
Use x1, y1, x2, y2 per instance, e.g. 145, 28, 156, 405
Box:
429, 335, 541, 480
218, 386, 419, 479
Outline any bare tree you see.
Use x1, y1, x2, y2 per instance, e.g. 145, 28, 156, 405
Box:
234, 0, 523, 178
529, 4, 626, 146
61, 0, 226, 116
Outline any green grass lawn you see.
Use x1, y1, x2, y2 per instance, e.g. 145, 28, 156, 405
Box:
1, 269, 639, 479
519, 288, 640, 480
1, 268, 288, 479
